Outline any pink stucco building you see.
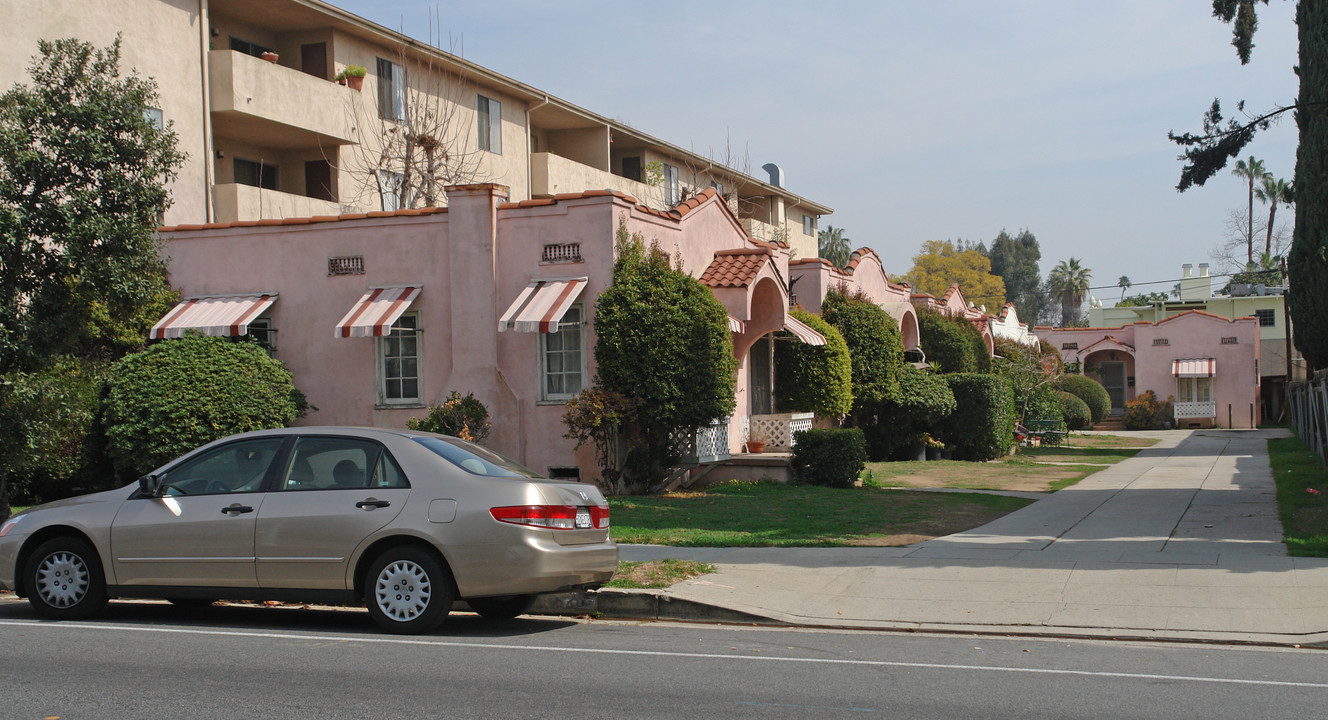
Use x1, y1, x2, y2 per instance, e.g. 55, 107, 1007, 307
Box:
156, 184, 834, 479
1039, 311, 1261, 428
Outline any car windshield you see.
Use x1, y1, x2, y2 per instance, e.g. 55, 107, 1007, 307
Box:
413, 436, 542, 478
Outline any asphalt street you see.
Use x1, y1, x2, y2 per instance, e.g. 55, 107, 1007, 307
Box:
2, 598, 1327, 719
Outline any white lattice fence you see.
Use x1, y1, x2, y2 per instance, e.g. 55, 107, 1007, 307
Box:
750, 413, 816, 451
1174, 401, 1216, 419
672, 418, 732, 464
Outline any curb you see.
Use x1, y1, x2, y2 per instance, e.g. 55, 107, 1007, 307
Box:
531, 588, 778, 625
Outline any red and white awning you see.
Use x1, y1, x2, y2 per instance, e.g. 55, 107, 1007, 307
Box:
499, 277, 587, 333
335, 286, 420, 338
1173, 358, 1216, 377
150, 294, 276, 340
727, 315, 745, 333
783, 315, 827, 346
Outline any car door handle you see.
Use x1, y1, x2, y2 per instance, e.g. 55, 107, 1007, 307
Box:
356, 499, 391, 509
221, 505, 254, 515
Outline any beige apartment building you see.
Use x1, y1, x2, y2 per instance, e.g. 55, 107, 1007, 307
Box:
3, 0, 831, 260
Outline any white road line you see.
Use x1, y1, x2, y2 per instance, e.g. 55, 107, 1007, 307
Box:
3, 619, 1326, 689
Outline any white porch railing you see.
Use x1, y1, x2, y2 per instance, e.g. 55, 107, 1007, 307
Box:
672, 417, 732, 464
1175, 401, 1216, 419
749, 412, 815, 452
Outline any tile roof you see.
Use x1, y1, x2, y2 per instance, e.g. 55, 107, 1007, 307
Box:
699, 248, 775, 289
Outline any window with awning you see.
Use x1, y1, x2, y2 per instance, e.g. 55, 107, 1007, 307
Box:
498, 277, 587, 333
1173, 358, 1216, 377
150, 294, 276, 340
335, 286, 420, 338
782, 315, 827, 346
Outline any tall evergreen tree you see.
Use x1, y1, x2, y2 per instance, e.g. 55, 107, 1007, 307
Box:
987, 228, 1042, 322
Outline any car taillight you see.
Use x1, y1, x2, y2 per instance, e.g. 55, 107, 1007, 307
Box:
490, 505, 609, 530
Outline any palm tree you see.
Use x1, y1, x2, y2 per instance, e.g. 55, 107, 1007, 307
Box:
1048, 258, 1092, 326
1254, 176, 1294, 256
1232, 156, 1270, 263
817, 225, 851, 268
1117, 275, 1131, 302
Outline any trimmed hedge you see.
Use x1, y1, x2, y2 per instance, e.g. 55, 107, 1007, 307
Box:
1059, 390, 1091, 430
917, 309, 991, 374
1057, 374, 1111, 424
774, 307, 853, 417
791, 428, 866, 488
407, 390, 491, 443
820, 289, 904, 415
862, 365, 956, 461
102, 335, 307, 478
940, 373, 1015, 461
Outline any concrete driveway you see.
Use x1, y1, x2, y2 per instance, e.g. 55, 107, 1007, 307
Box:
620, 429, 1328, 645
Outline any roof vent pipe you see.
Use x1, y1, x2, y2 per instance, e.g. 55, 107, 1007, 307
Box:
761, 163, 784, 188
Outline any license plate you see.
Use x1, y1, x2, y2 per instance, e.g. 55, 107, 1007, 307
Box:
575, 508, 592, 529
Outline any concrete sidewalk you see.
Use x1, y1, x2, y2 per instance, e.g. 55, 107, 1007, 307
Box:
607, 429, 1328, 646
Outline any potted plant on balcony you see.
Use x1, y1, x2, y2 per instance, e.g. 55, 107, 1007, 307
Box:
260, 51, 279, 63
335, 64, 366, 91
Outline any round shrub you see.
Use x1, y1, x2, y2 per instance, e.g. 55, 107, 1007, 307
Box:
1058, 391, 1091, 430
820, 289, 904, 414
917, 309, 990, 374
790, 428, 866, 488
1124, 390, 1163, 430
407, 390, 491, 443
1024, 384, 1063, 423
774, 307, 852, 417
102, 335, 306, 478
1057, 374, 1111, 423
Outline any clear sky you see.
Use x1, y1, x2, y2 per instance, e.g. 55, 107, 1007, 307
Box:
336, 0, 1301, 308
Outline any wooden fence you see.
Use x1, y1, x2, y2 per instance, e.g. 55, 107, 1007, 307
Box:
1288, 370, 1328, 463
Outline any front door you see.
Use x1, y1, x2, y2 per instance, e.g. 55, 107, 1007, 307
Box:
749, 336, 772, 415
110, 438, 284, 587
1099, 361, 1127, 415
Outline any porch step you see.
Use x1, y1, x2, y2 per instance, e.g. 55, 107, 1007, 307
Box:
1093, 416, 1127, 431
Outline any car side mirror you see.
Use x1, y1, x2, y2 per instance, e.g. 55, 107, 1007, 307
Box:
138, 474, 164, 497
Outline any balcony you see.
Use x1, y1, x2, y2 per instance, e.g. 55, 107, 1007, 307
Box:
531, 152, 658, 202
213, 183, 343, 224
209, 50, 358, 148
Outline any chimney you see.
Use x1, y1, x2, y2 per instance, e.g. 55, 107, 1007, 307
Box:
1178, 261, 1211, 302
761, 163, 784, 188
1182, 263, 1193, 279
1199, 263, 1209, 277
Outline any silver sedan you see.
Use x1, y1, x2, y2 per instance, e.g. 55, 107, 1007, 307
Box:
0, 427, 617, 634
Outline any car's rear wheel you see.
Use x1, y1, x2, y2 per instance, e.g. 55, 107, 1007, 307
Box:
467, 594, 538, 621
25, 537, 108, 620
365, 546, 455, 634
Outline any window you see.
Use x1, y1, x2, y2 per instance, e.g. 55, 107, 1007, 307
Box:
542, 243, 582, 264
621, 156, 642, 182
1255, 309, 1275, 327
1177, 377, 1213, 404
376, 57, 406, 122
662, 163, 679, 205
413, 436, 540, 478
234, 158, 277, 190
540, 304, 585, 401
378, 170, 403, 211
477, 94, 502, 153
803, 214, 814, 236
328, 256, 365, 276
279, 436, 409, 491
377, 312, 420, 404
710, 180, 725, 195
246, 317, 276, 352
1221, 336, 1239, 344
143, 107, 163, 130
1061, 342, 1078, 350
229, 36, 274, 59
159, 438, 284, 496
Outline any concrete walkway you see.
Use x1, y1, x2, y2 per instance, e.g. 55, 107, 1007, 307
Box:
618, 429, 1328, 646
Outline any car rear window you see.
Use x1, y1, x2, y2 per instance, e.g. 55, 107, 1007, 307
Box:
413, 436, 542, 478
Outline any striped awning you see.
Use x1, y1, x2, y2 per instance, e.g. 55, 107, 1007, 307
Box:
335, 286, 420, 338
727, 315, 745, 333
1173, 358, 1216, 377
499, 277, 587, 333
783, 315, 827, 346
150, 294, 276, 340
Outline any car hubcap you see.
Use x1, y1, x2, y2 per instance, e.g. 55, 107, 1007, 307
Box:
374, 560, 432, 622
36, 551, 90, 608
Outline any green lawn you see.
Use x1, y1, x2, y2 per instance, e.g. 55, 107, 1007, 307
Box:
605, 559, 717, 588
609, 480, 1031, 547
1268, 435, 1328, 557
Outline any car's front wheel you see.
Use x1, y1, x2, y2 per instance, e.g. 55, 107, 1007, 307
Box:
467, 594, 538, 621
364, 546, 455, 634
25, 537, 108, 620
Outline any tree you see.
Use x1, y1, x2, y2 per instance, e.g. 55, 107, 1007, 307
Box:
1171, 2, 1327, 369
1117, 276, 1132, 302
987, 229, 1042, 323
338, 23, 488, 210
1118, 291, 1170, 307
1231, 156, 1270, 263
819, 288, 905, 421
898, 240, 1006, 308
916, 309, 989, 374
0, 37, 183, 520
817, 225, 852, 267
592, 222, 737, 492
1048, 258, 1092, 326
773, 308, 852, 418
1254, 175, 1294, 256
